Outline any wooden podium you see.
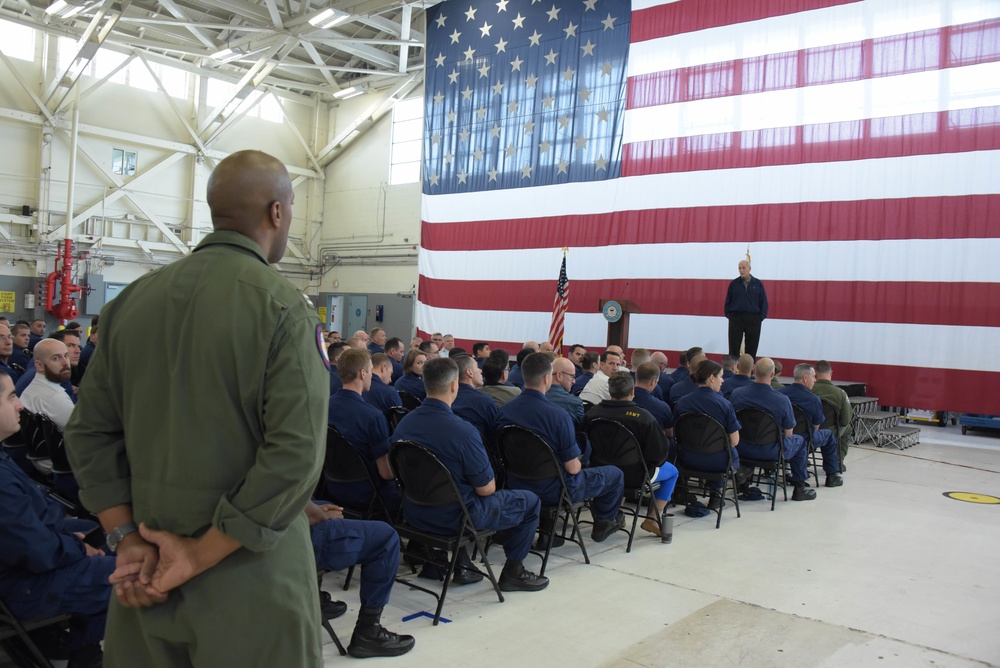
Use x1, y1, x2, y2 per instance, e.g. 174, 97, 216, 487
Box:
599, 299, 641, 349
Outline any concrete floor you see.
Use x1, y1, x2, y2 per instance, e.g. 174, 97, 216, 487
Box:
321, 423, 1000, 667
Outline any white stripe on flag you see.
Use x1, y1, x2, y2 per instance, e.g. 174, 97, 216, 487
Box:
628, 0, 1000, 77
623, 62, 1000, 144
419, 238, 1000, 283
422, 149, 1000, 223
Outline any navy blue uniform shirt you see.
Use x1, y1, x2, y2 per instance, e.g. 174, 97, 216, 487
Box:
329, 366, 342, 395
570, 371, 593, 395
674, 386, 741, 435
327, 389, 395, 507
633, 386, 674, 429
451, 383, 500, 443
390, 358, 404, 384
721, 373, 753, 399
367, 342, 384, 355
668, 375, 698, 408
498, 388, 583, 501
779, 383, 826, 427
729, 383, 795, 436
364, 375, 402, 412
394, 372, 426, 400
507, 365, 524, 388
725, 275, 769, 318
391, 398, 500, 531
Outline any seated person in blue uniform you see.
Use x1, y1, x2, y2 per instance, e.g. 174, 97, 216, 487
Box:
779, 364, 843, 488
0, 324, 23, 382
567, 344, 587, 378
721, 353, 754, 399
390, 357, 549, 592
418, 340, 440, 360
669, 350, 693, 383
306, 500, 414, 658
668, 351, 707, 409
393, 349, 427, 401
721, 355, 736, 379
364, 353, 402, 412
571, 351, 599, 395
507, 347, 534, 389
0, 369, 112, 668
498, 353, 626, 543
327, 349, 401, 513
451, 354, 499, 444
585, 372, 680, 536
385, 337, 406, 384
328, 341, 347, 395
633, 362, 675, 435
674, 359, 742, 510
472, 341, 491, 368
650, 351, 674, 399
546, 357, 585, 425
367, 327, 386, 355
10, 323, 33, 372
729, 358, 817, 501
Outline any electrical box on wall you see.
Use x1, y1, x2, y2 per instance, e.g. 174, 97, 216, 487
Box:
375, 305, 383, 322
24, 294, 34, 309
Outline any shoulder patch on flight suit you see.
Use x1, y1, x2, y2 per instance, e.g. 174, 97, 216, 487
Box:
316, 324, 330, 369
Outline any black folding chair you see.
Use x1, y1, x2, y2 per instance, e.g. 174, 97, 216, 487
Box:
315, 571, 347, 656
585, 417, 660, 551
397, 391, 422, 412
389, 441, 504, 626
674, 413, 741, 529
496, 425, 590, 575
792, 405, 819, 487
0, 593, 70, 668
736, 408, 786, 511
384, 406, 410, 434
321, 427, 394, 590
21, 411, 50, 472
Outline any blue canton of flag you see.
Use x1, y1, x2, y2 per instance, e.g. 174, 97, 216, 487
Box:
423, 0, 630, 194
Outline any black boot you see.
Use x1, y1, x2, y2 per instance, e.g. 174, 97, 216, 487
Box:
67, 644, 103, 668
347, 606, 416, 659
498, 560, 549, 592
319, 590, 348, 620
452, 546, 484, 585
534, 507, 565, 550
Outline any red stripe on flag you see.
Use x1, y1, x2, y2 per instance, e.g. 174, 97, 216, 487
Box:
415, 332, 1000, 414
628, 20, 1000, 109
630, 0, 861, 44
621, 110, 1000, 177
421, 195, 1000, 251
418, 276, 1000, 328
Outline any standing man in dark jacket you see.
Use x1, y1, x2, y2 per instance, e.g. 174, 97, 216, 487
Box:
725, 260, 768, 358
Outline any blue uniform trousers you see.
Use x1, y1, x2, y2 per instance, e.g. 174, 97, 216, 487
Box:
740, 435, 809, 482
809, 429, 841, 474
549, 466, 624, 520
311, 519, 399, 608
3, 555, 115, 649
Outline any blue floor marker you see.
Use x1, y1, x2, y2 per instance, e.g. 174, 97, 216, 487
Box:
402, 611, 451, 623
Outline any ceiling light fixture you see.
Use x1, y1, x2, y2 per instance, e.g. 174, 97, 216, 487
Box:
45, 0, 89, 18
309, 8, 350, 29
332, 86, 363, 99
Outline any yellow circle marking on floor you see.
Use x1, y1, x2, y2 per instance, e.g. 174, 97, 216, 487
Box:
943, 492, 1000, 504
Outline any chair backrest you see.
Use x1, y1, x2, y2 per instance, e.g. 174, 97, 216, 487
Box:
585, 417, 649, 489
820, 398, 839, 431
323, 427, 371, 485
736, 408, 782, 446
21, 410, 48, 460
397, 391, 422, 412
384, 406, 409, 434
674, 412, 729, 455
389, 440, 466, 511
496, 425, 563, 482
39, 415, 71, 474
792, 404, 811, 438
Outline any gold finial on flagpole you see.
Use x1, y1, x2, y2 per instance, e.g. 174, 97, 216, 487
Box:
745, 245, 751, 265
562, 247, 568, 255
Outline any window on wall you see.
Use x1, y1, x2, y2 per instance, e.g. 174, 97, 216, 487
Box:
0, 19, 36, 61
56, 37, 189, 98
112, 149, 137, 176
205, 79, 285, 123
390, 97, 423, 184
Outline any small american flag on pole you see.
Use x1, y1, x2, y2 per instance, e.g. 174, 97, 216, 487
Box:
548, 249, 570, 350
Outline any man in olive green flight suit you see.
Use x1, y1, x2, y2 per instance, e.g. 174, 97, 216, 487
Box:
811, 359, 853, 472
66, 151, 328, 667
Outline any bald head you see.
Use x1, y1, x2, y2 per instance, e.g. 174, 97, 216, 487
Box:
737, 353, 754, 375
552, 357, 575, 391
207, 150, 293, 264
33, 339, 71, 383
754, 357, 775, 383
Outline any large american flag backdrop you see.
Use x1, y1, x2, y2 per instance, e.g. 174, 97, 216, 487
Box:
416, 0, 1000, 414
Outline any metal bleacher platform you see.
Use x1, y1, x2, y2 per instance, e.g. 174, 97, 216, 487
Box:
850, 396, 920, 450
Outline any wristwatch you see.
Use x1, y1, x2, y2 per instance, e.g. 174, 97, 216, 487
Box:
107, 522, 138, 553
